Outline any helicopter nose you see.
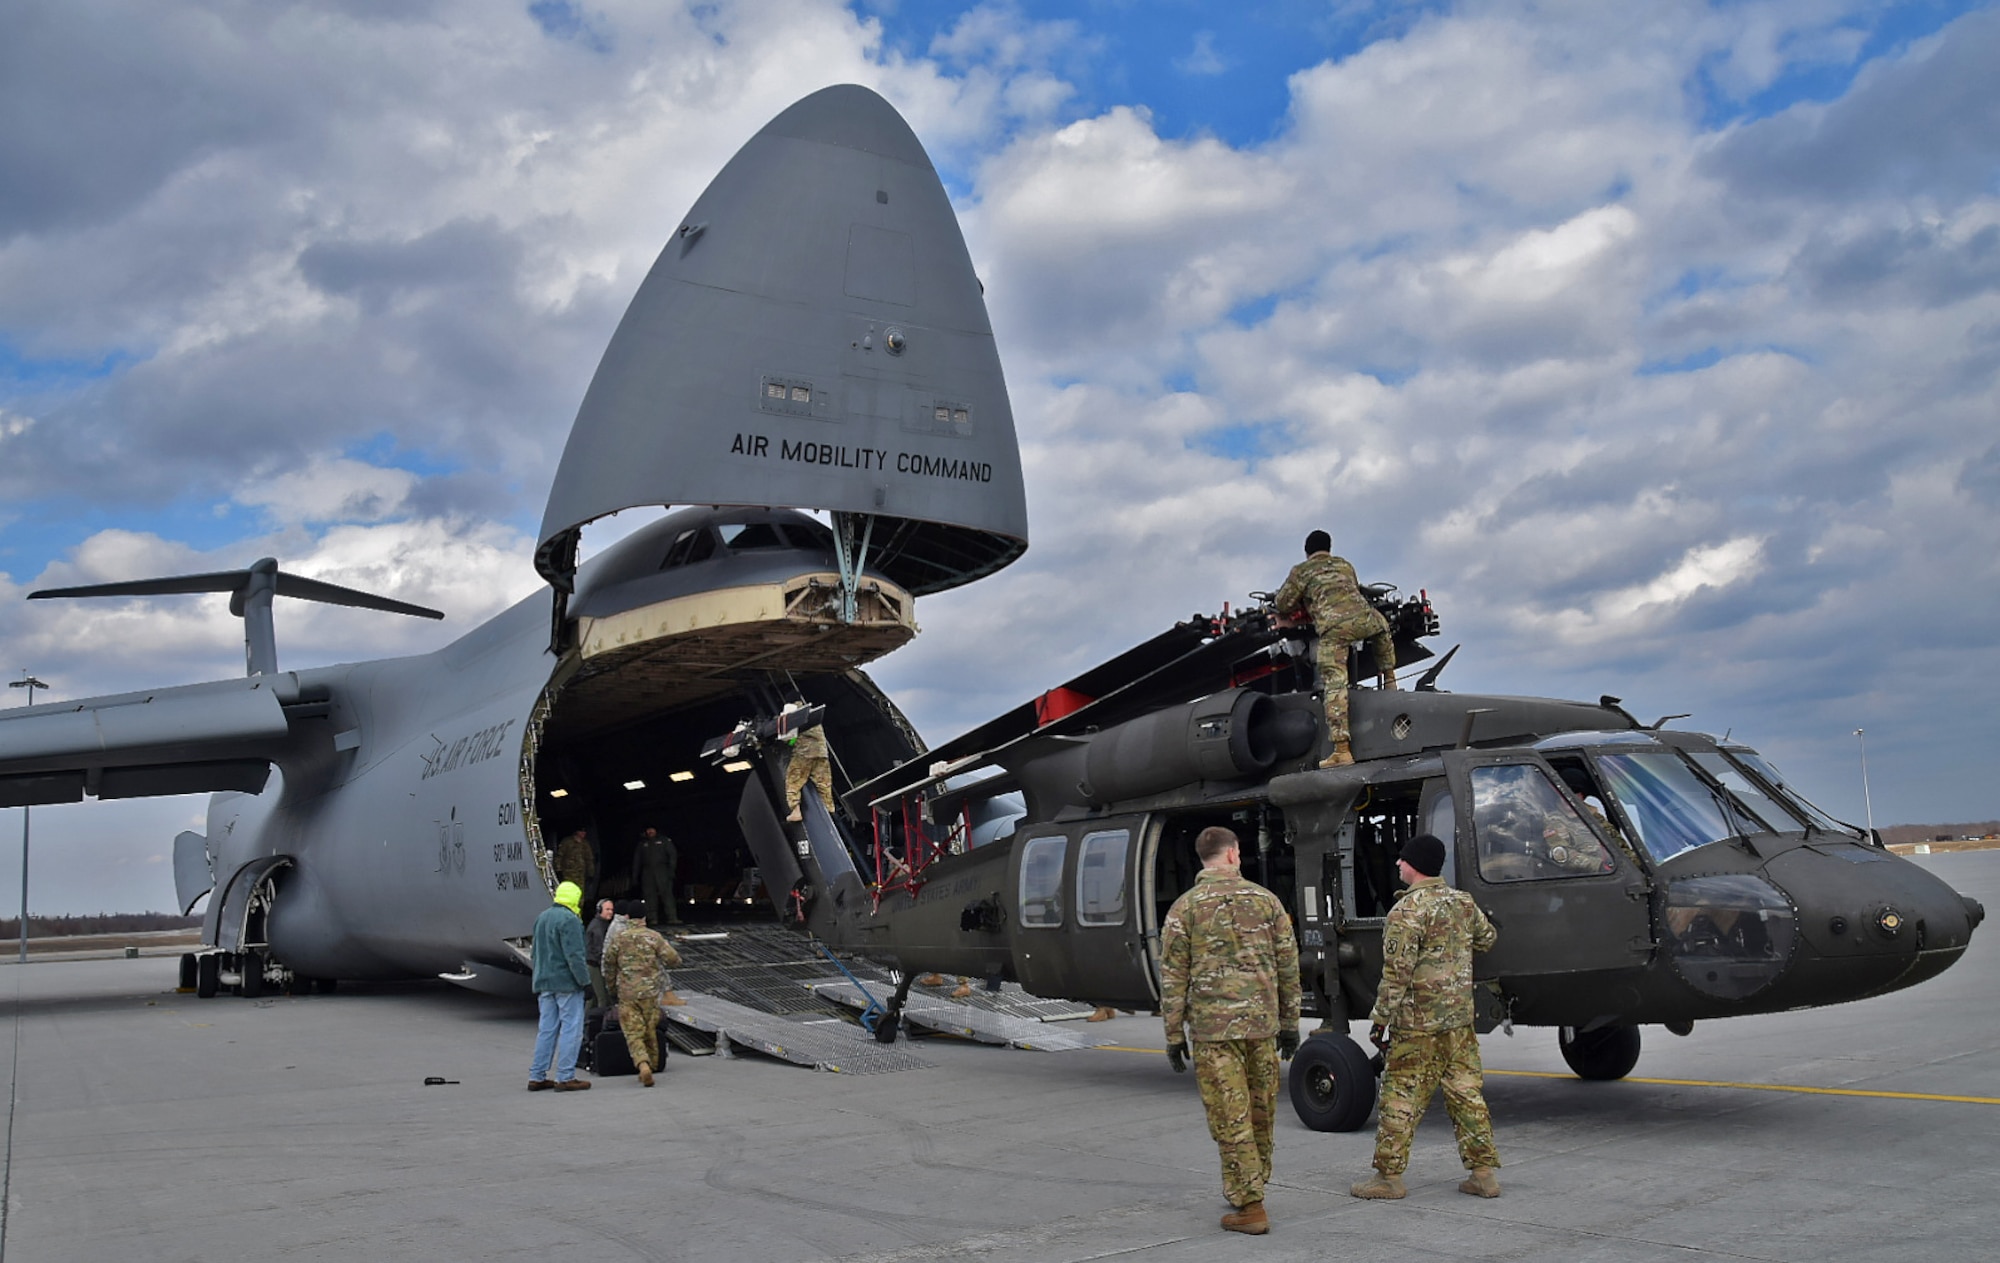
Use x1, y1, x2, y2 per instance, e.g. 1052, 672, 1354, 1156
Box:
1761, 841, 1980, 1003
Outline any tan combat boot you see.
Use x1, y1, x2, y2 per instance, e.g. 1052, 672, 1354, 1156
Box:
1220, 1202, 1269, 1235
1459, 1167, 1500, 1198
1087, 1006, 1116, 1022
637, 1062, 654, 1087
917, 973, 946, 987
1349, 1171, 1406, 1199
660, 991, 687, 1007
1319, 740, 1354, 769
1381, 669, 1399, 691
950, 980, 973, 999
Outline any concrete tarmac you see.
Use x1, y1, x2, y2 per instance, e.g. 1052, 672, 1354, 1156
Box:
2, 852, 1994, 1262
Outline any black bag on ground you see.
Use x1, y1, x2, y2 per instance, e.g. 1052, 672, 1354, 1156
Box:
592, 1005, 670, 1076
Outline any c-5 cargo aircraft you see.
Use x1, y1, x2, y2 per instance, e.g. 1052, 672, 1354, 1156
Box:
722, 589, 1987, 1131
1, 85, 1027, 999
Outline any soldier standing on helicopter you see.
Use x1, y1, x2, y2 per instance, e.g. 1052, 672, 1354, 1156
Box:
1273, 530, 1397, 768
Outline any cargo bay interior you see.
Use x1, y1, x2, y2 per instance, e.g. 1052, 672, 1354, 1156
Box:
528, 671, 922, 920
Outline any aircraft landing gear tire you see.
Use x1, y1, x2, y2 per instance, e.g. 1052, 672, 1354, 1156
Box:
240, 950, 265, 998
872, 1010, 901, 1044
1559, 1024, 1641, 1080
195, 953, 219, 999
178, 953, 199, 990
1288, 1032, 1377, 1132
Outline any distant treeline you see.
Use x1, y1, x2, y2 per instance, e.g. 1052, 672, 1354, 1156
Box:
1878, 822, 2000, 846
0, 912, 201, 939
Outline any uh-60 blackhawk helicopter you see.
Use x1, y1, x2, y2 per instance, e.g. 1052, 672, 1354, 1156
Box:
719, 582, 1987, 1132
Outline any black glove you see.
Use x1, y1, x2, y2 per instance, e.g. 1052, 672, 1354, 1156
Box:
1369, 1022, 1389, 1050
1276, 1028, 1300, 1061
1166, 1042, 1188, 1074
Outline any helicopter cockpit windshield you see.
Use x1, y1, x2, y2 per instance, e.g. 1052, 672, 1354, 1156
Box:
1721, 748, 1865, 839
1593, 751, 1740, 865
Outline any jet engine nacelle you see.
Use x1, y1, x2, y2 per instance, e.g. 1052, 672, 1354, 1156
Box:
1016, 687, 1318, 813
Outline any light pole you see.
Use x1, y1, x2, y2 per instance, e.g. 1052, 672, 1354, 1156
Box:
10, 673, 47, 964
1854, 727, 1875, 842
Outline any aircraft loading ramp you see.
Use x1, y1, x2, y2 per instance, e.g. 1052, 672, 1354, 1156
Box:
653, 923, 1114, 1071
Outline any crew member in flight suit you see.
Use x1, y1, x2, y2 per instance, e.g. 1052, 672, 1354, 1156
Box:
1274, 530, 1397, 768
633, 827, 681, 926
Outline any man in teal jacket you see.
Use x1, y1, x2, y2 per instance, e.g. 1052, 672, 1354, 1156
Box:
528, 881, 592, 1091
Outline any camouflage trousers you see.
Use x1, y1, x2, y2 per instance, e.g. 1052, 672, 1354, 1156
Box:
785, 755, 833, 816
1315, 617, 1394, 743
1194, 1038, 1280, 1208
1371, 1025, 1500, 1175
618, 997, 661, 1072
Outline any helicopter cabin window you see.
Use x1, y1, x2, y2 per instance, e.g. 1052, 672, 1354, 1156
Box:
1019, 835, 1066, 928
1470, 764, 1614, 882
718, 522, 789, 551
1075, 829, 1130, 926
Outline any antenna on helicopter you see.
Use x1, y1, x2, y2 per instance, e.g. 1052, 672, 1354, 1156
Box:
30, 558, 443, 677
1413, 644, 1459, 692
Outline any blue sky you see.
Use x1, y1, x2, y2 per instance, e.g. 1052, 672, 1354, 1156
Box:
2, 0, 1998, 912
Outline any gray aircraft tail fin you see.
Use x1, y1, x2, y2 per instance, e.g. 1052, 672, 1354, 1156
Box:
31, 557, 442, 676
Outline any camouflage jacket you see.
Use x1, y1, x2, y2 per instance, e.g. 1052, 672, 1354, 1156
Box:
1160, 868, 1301, 1044
555, 834, 595, 885
1275, 553, 1388, 640
1370, 877, 1497, 1032
790, 724, 828, 761
602, 924, 682, 1003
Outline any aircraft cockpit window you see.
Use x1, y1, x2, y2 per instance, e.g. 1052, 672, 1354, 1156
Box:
1594, 752, 1736, 865
1019, 835, 1066, 928
1723, 749, 1863, 839
1470, 765, 1614, 883
1688, 752, 1806, 834
659, 528, 718, 569
717, 523, 789, 551
1076, 829, 1130, 926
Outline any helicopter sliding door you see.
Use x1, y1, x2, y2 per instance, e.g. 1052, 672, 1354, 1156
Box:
1009, 816, 1155, 1007
1443, 750, 1652, 982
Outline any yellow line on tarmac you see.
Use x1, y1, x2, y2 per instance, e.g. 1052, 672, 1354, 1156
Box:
1098, 1048, 2000, 1105
1485, 1068, 2000, 1106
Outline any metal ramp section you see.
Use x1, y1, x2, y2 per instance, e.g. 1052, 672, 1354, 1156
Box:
665, 923, 894, 1018
661, 993, 932, 1074
807, 979, 1120, 1052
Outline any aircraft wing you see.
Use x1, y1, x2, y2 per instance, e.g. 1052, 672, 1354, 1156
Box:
0, 675, 318, 808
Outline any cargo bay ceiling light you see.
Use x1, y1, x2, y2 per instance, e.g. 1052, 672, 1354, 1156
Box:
549, 788, 568, 799
722, 761, 753, 773
669, 771, 695, 783
623, 779, 646, 790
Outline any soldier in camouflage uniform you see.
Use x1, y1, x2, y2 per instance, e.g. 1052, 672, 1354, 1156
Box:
1273, 530, 1396, 768
602, 903, 683, 1087
1161, 826, 1302, 1235
784, 721, 834, 823
554, 829, 597, 912
1352, 834, 1503, 1200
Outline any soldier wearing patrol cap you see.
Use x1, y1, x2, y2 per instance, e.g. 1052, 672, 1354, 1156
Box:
1351, 833, 1503, 1200
1273, 530, 1397, 768
1160, 826, 1301, 1235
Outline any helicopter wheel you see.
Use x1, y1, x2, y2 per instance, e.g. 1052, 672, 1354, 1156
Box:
240, 950, 265, 998
178, 953, 199, 991
195, 953, 219, 999
1558, 1024, 1642, 1080
1287, 1032, 1377, 1132
872, 1010, 901, 1044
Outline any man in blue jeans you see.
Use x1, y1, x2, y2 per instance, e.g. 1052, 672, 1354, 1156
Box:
529, 880, 592, 1091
